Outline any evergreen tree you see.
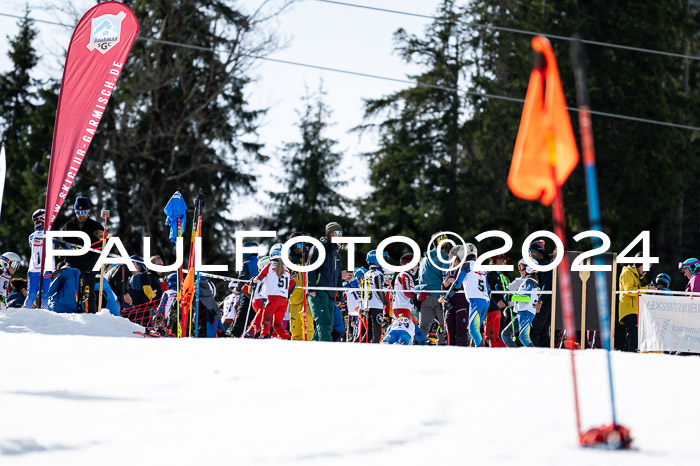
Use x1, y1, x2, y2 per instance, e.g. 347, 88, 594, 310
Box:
358, 0, 473, 246
363, 0, 698, 272
467, 0, 700, 273
0, 14, 58, 260
266, 87, 348, 239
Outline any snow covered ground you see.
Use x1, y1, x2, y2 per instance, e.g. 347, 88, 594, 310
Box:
1, 309, 699, 465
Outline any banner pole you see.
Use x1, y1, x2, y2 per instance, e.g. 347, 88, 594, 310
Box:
97, 210, 110, 313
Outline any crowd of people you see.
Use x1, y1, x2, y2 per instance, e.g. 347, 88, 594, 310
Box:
1, 196, 699, 352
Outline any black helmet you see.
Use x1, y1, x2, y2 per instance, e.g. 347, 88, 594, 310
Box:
631, 251, 644, 268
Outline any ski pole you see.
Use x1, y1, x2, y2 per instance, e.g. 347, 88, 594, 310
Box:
571, 36, 618, 426
241, 282, 256, 336
194, 270, 200, 338
97, 210, 110, 313
302, 270, 308, 341
508, 305, 517, 344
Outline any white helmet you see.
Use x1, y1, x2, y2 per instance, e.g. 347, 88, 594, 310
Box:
1, 252, 21, 270
518, 258, 535, 274
258, 255, 271, 269
269, 243, 283, 260
465, 243, 478, 258
449, 245, 465, 261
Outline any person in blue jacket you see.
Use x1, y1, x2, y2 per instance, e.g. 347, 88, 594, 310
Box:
332, 301, 346, 341
650, 273, 672, 296
7, 278, 28, 308
128, 256, 159, 326
48, 265, 85, 314
94, 279, 120, 316
382, 316, 427, 345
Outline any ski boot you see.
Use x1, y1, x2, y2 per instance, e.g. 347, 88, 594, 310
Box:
426, 319, 440, 345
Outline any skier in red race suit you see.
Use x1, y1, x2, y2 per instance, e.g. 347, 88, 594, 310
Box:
244, 255, 270, 338
392, 254, 419, 324
485, 254, 509, 348
255, 244, 295, 339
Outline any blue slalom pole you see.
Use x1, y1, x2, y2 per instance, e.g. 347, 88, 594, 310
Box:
572, 39, 617, 425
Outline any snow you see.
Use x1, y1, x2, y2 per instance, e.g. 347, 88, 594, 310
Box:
0, 308, 143, 337
1, 310, 699, 465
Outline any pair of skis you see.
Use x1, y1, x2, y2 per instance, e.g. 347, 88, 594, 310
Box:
181, 189, 205, 337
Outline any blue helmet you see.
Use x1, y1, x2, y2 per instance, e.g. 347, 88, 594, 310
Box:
655, 273, 671, 288
166, 273, 177, 289
353, 267, 368, 280
366, 250, 389, 267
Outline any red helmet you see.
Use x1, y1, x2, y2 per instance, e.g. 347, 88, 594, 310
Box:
400, 253, 414, 266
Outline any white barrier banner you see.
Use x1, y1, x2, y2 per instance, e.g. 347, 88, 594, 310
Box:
639, 294, 700, 353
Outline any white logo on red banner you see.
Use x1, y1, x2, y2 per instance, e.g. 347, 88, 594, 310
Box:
87, 11, 127, 54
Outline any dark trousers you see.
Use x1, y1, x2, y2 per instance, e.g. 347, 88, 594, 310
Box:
355, 308, 383, 343
368, 308, 383, 343
230, 294, 253, 338
445, 306, 469, 346
621, 314, 638, 352
530, 304, 551, 347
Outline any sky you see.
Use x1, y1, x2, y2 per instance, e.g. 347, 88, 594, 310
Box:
0, 0, 443, 220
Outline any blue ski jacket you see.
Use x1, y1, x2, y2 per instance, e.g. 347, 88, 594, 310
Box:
236, 256, 258, 294
48, 268, 83, 314
95, 280, 121, 316
416, 248, 448, 296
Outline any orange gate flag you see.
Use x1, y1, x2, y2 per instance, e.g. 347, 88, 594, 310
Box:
508, 35, 579, 205
178, 266, 196, 336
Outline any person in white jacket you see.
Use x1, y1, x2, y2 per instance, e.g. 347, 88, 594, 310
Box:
501, 259, 541, 347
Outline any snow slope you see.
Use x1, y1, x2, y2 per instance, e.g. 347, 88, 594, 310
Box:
1, 310, 698, 465
0, 308, 143, 337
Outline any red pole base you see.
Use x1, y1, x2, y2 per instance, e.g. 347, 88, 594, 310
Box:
580, 423, 633, 450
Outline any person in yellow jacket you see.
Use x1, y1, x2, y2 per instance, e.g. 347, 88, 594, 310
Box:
618, 252, 649, 352
287, 232, 314, 340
